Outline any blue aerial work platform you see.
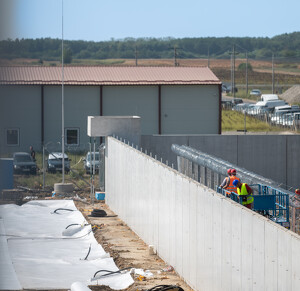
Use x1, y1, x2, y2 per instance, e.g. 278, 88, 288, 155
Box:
216, 184, 290, 228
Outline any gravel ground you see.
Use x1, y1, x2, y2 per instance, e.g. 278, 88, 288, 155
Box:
280, 85, 300, 104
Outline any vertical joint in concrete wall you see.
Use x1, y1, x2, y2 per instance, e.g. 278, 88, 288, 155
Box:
204, 167, 207, 186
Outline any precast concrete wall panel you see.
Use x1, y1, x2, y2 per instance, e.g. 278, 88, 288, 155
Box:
231, 205, 242, 290
174, 175, 184, 276
103, 86, 158, 135
141, 134, 300, 189
221, 198, 233, 291
264, 223, 278, 290
106, 137, 300, 291
241, 208, 254, 291
161, 85, 219, 134
0, 85, 41, 153
291, 236, 300, 290
237, 135, 287, 186
277, 225, 292, 290
189, 135, 238, 165
287, 135, 300, 189
252, 215, 265, 290
188, 182, 197, 290
212, 194, 222, 291
182, 178, 190, 282
141, 135, 188, 166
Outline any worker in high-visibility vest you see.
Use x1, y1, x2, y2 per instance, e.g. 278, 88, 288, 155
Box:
224, 168, 240, 194
232, 179, 254, 209
220, 169, 231, 187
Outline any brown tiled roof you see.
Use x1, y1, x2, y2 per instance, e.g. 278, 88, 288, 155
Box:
0, 66, 221, 85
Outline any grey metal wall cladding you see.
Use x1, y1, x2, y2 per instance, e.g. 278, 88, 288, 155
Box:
141, 135, 300, 190
0, 159, 13, 192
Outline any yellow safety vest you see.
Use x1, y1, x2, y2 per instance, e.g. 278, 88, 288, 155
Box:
237, 183, 254, 205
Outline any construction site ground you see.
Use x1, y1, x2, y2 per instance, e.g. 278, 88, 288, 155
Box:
1, 190, 193, 291
76, 198, 193, 291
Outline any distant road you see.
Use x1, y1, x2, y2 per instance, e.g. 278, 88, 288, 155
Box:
222, 94, 256, 104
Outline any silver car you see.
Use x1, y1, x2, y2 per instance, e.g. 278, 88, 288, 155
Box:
84, 152, 100, 174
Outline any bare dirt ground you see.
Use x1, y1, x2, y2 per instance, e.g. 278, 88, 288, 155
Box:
74, 198, 193, 291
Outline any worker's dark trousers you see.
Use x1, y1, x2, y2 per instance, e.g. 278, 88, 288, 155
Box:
244, 203, 253, 210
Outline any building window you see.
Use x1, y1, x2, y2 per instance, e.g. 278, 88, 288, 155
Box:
6, 128, 19, 146
65, 128, 79, 146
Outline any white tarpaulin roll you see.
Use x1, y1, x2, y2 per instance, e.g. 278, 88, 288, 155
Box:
0, 200, 134, 290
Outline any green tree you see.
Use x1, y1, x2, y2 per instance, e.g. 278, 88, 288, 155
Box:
63, 48, 72, 64
238, 63, 253, 71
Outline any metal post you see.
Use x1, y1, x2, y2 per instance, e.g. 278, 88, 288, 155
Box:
61, 0, 65, 183
42, 144, 45, 190
207, 46, 210, 68
89, 140, 93, 202
92, 139, 96, 203
246, 51, 248, 96
135, 45, 138, 66
244, 110, 246, 134
233, 44, 236, 98
272, 53, 275, 94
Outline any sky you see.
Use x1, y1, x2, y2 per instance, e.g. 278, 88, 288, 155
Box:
0, 0, 299, 42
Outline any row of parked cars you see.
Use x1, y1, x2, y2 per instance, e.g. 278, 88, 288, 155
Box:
233, 94, 300, 127
12, 151, 101, 175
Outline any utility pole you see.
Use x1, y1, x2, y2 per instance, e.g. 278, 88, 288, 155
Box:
135, 45, 138, 66
61, 0, 65, 183
272, 53, 275, 94
246, 51, 248, 96
232, 44, 236, 97
229, 45, 239, 97
207, 46, 210, 68
174, 46, 178, 67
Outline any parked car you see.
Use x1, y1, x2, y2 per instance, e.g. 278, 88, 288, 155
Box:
226, 86, 238, 93
231, 98, 243, 105
260, 94, 279, 102
222, 84, 228, 92
83, 152, 100, 174
47, 152, 70, 173
250, 89, 261, 96
13, 152, 37, 175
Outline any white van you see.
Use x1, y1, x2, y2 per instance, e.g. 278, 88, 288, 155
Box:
256, 99, 286, 109
274, 105, 300, 114
260, 94, 279, 102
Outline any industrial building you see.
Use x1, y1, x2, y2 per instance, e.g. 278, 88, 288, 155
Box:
0, 66, 221, 154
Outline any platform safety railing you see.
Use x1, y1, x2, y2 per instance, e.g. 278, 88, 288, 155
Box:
216, 184, 290, 228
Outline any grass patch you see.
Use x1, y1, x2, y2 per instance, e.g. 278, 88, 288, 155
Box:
222, 110, 285, 132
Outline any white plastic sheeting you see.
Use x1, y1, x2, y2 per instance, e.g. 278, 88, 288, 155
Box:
106, 137, 300, 291
0, 200, 133, 290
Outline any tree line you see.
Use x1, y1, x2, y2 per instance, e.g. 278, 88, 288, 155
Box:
1, 32, 300, 63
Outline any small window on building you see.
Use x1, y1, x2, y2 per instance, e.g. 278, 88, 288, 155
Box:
6, 128, 19, 146
65, 128, 79, 146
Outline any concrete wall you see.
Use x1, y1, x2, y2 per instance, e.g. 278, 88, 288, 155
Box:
106, 137, 300, 291
141, 134, 300, 190
88, 116, 141, 147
